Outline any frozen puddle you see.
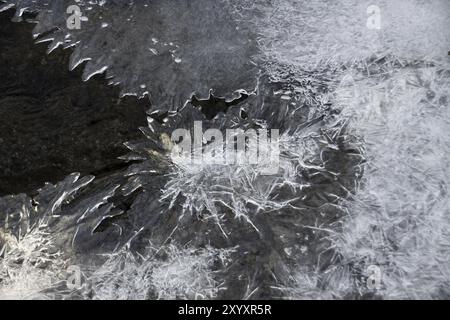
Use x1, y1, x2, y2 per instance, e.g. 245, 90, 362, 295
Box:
0, 0, 449, 299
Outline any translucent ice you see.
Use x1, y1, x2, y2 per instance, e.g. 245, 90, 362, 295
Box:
1, 0, 259, 109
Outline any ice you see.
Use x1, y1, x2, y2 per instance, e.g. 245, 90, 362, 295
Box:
0, 174, 96, 299
0, 0, 259, 110
1, 0, 450, 299
114, 90, 363, 298
227, 0, 450, 72
224, 0, 450, 298
82, 244, 234, 300
318, 63, 450, 299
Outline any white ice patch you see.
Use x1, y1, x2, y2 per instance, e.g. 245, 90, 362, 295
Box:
229, 0, 450, 73
84, 244, 234, 300
325, 64, 450, 299
162, 129, 320, 234
0, 224, 67, 300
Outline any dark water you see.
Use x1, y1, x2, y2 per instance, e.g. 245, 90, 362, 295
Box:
0, 10, 150, 196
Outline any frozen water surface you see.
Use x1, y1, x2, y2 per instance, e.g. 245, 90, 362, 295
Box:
0, 0, 259, 107
0, 0, 449, 299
